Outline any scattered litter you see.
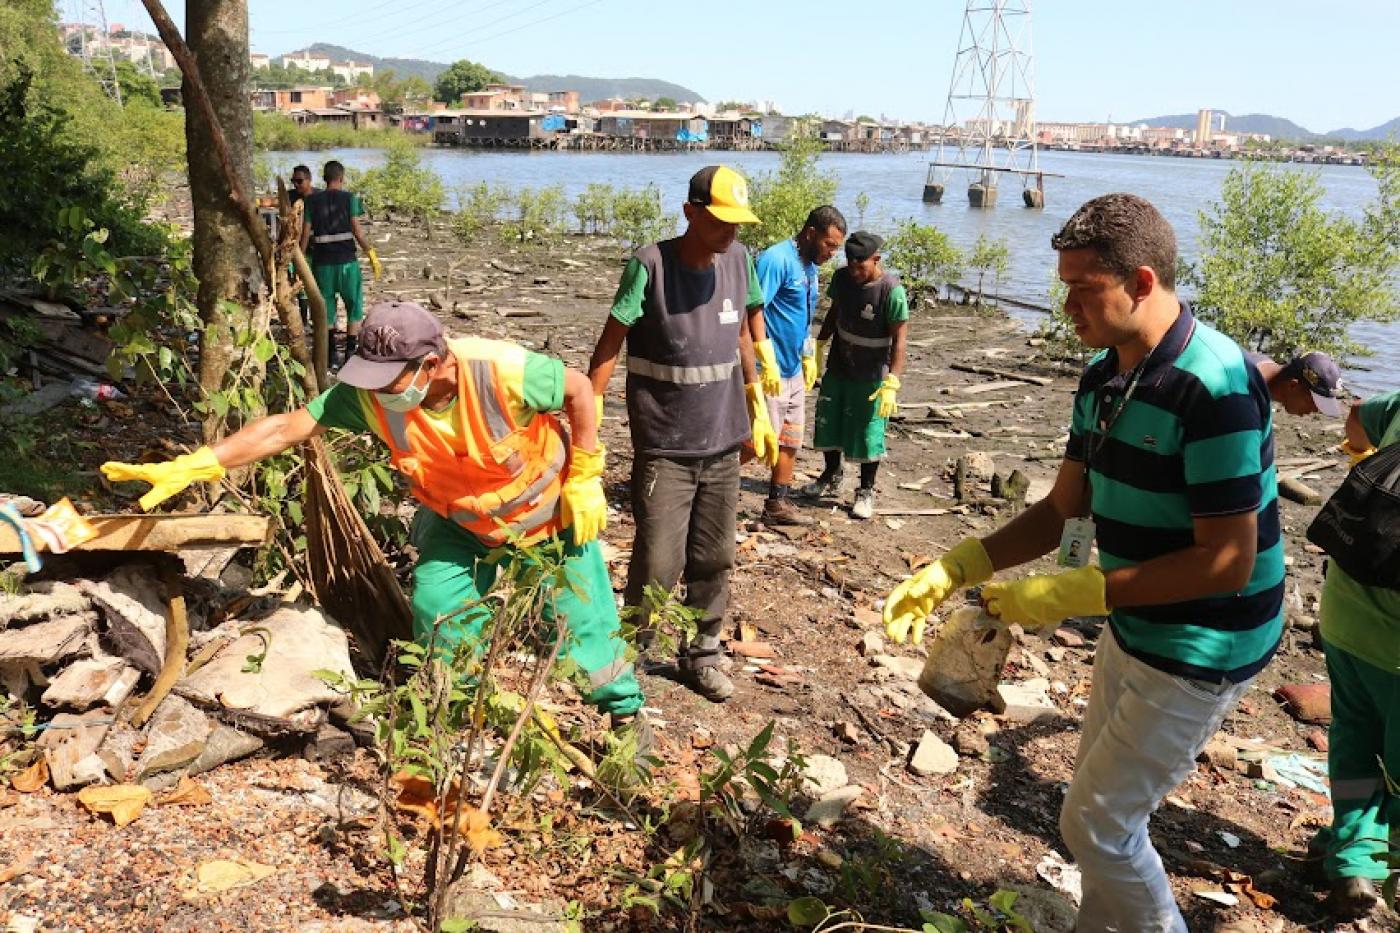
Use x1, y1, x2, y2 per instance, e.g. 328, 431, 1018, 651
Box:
193, 858, 276, 894
1035, 851, 1083, 906
1265, 752, 1329, 795
1218, 831, 1240, 848
1193, 890, 1239, 908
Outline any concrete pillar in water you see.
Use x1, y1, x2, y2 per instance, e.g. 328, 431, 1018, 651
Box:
923, 182, 945, 203
1023, 187, 1044, 208
968, 183, 998, 208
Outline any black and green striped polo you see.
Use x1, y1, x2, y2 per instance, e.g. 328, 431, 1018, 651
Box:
1065, 305, 1284, 683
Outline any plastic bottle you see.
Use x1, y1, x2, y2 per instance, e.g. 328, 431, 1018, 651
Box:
69, 377, 126, 401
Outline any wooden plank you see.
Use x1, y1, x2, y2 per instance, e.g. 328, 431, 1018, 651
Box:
0, 513, 270, 555
950, 362, 1053, 386
959, 379, 1025, 396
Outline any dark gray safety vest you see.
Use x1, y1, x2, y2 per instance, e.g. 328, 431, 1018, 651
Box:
305, 189, 357, 265
624, 238, 750, 457
828, 268, 898, 382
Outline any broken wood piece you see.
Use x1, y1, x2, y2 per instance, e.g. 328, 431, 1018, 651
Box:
494, 307, 544, 318
727, 640, 777, 660
0, 513, 270, 555
873, 508, 954, 517
130, 564, 188, 728
950, 362, 1052, 386
488, 259, 525, 274
1277, 476, 1322, 506
959, 379, 1026, 396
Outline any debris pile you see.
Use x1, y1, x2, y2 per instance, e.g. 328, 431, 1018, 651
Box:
1, 560, 362, 797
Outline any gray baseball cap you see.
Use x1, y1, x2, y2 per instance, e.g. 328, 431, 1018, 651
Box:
1281, 351, 1346, 417
337, 301, 446, 390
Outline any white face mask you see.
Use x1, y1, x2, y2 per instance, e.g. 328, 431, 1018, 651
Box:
375, 359, 429, 413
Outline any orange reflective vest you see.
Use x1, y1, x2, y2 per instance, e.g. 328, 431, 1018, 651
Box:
367, 337, 568, 547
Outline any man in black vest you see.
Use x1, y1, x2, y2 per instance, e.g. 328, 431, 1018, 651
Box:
300, 160, 382, 365
588, 165, 780, 702
803, 231, 909, 519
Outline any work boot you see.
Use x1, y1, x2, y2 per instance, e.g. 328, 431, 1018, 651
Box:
800, 470, 844, 500
677, 650, 734, 702
852, 487, 876, 520
762, 496, 810, 526
1323, 877, 1378, 920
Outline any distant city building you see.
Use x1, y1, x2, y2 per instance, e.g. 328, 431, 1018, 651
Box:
250, 52, 270, 69
331, 60, 374, 82
280, 50, 331, 72
60, 23, 175, 72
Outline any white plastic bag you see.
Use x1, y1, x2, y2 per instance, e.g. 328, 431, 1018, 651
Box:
917, 604, 1012, 717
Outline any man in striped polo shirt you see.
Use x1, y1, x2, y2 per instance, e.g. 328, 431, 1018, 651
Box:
883, 193, 1283, 931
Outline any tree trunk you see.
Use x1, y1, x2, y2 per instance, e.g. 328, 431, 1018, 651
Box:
184, 0, 254, 444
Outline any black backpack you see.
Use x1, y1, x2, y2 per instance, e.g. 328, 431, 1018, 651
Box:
1306, 442, 1400, 588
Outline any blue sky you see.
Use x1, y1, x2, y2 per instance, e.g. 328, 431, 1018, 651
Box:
109, 0, 1399, 132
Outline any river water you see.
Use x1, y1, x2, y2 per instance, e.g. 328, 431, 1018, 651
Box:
267, 147, 1396, 393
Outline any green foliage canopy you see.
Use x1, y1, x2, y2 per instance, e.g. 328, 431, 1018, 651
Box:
738, 132, 838, 251
433, 58, 501, 104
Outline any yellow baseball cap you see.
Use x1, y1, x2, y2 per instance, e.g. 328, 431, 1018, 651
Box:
687, 165, 760, 225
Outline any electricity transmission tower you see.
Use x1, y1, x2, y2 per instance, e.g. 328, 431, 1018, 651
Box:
925, 0, 1054, 208
72, 0, 124, 106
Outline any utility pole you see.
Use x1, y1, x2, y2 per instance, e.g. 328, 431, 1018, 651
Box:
74, 0, 124, 106
924, 0, 1053, 208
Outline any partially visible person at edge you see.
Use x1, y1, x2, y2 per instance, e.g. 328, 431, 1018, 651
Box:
100, 301, 650, 751
289, 165, 315, 327
587, 165, 780, 703
300, 160, 383, 367
881, 194, 1283, 932
747, 205, 847, 526
801, 231, 908, 520
1246, 349, 1348, 417
1304, 391, 1399, 920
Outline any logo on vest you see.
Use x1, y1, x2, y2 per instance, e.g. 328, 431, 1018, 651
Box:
860, 303, 875, 320
718, 297, 739, 325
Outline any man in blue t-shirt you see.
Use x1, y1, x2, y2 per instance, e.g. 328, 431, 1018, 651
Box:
751, 206, 847, 525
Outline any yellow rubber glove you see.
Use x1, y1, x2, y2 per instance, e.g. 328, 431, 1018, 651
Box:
815, 339, 828, 378
883, 537, 993, 643
367, 248, 383, 281
100, 446, 226, 511
982, 565, 1109, 632
560, 444, 607, 545
754, 338, 782, 398
746, 383, 780, 468
868, 373, 900, 420
1341, 439, 1375, 467
595, 395, 605, 427
801, 352, 818, 392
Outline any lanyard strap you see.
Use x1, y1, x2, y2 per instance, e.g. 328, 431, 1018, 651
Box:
1080, 345, 1158, 514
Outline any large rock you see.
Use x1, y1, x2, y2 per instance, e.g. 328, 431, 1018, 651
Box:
0, 581, 89, 627
176, 606, 356, 724
41, 654, 140, 710
0, 613, 92, 665
136, 695, 212, 781
805, 785, 863, 828
994, 678, 1058, 723
908, 731, 959, 776
81, 566, 168, 675
800, 754, 849, 797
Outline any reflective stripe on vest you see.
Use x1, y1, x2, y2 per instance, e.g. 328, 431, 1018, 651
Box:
836, 324, 892, 348
448, 439, 566, 524
626, 353, 739, 385
467, 359, 512, 441
312, 232, 354, 243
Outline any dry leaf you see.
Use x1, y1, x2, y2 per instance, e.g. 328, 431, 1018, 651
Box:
390, 771, 441, 824
77, 783, 152, 826
11, 758, 48, 793
1226, 881, 1278, 910
195, 858, 275, 893
455, 806, 503, 853
162, 776, 212, 807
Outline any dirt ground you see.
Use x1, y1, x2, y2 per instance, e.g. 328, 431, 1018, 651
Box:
2, 213, 1393, 932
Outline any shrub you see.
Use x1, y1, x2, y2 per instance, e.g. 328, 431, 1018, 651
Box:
573, 182, 615, 235
740, 132, 838, 251
500, 185, 567, 247
610, 184, 674, 253
353, 139, 445, 237
450, 181, 510, 247
967, 234, 1011, 305
884, 219, 962, 307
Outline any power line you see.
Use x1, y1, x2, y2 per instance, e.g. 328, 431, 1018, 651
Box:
346, 0, 553, 60
415, 0, 598, 58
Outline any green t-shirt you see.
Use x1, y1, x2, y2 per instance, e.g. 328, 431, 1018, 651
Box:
1318, 389, 1400, 673
609, 252, 764, 326
824, 279, 911, 324
305, 351, 564, 444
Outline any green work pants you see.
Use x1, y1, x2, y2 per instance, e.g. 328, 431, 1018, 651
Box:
409, 508, 642, 717
1311, 638, 1398, 880
311, 259, 363, 328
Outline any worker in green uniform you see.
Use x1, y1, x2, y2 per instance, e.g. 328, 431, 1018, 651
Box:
300, 160, 382, 366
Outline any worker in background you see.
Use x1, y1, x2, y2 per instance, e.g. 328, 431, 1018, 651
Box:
801, 231, 908, 519
588, 165, 779, 703
749, 206, 847, 525
288, 165, 315, 328
289, 164, 314, 205
300, 160, 382, 367
101, 301, 649, 751
883, 194, 1283, 931
1247, 350, 1347, 416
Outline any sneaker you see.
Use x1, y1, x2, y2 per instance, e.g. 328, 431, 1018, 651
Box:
852, 487, 876, 520
761, 497, 810, 526
677, 653, 735, 702
800, 471, 844, 499
1323, 877, 1377, 920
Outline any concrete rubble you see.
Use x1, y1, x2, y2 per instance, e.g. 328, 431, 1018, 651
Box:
0, 559, 365, 794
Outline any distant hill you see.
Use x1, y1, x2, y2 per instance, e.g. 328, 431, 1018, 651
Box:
1132, 111, 1316, 141
1326, 115, 1400, 141
299, 44, 706, 102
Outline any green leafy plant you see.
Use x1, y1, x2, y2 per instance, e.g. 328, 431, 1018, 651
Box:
354, 139, 446, 238
450, 181, 510, 247
966, 234, 1011, 306
573, 182, 615, 235
854, 191, 871, 229
741, 131, 839, 251
1033, 272, 1088, 363
885, 219, 963, 307
500, 186, 568, 248
610, 184, 675, 254
1183, 159, 1400, 360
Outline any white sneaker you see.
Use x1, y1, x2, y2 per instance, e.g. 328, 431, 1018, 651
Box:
852, 487, 875, 520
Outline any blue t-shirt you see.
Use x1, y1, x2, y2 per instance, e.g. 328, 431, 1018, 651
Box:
755, 239, 818, 378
